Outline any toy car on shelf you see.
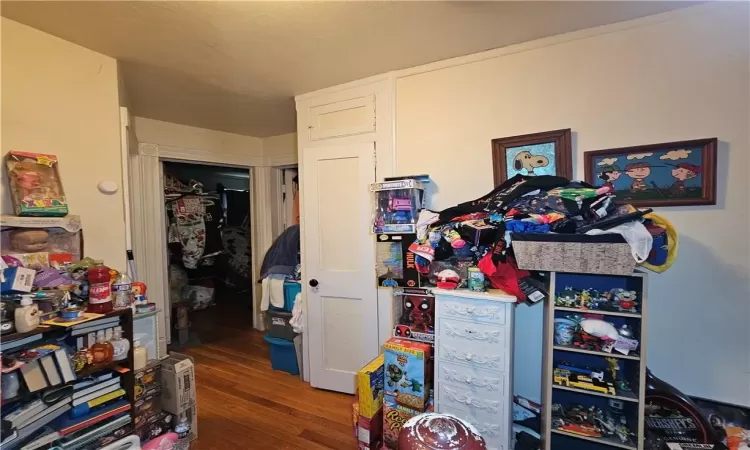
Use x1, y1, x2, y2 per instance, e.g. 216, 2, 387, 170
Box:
553, 368, 616, 396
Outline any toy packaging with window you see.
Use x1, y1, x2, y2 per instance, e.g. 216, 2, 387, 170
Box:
392, 288, 435, 344
0, 215, 83, 263
376, 234, 419, 288
371, 179, 425, 234
5, 151, 68, 216
383, 338, 431, 411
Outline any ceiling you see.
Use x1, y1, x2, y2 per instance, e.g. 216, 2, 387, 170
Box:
2, 1, 696, 137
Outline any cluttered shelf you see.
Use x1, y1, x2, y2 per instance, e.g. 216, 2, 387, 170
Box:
553, 345, 641, 361
552, 384, 639, 403
551, 429, 637, 450
555, 306, 641, 318
76, 361, 130, 379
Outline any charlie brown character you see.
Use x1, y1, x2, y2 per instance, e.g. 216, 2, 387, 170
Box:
625, 162, 651, 193
669, 163, 701, 197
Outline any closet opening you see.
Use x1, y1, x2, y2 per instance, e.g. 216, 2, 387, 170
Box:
162, 161, 254, 351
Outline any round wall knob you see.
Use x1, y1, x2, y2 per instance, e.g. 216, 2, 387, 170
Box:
309, 279, 319, 287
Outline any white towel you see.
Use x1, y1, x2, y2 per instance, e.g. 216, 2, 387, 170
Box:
260, 275, 286, 311
586, 221, 653, 263
289, 293, 304, 333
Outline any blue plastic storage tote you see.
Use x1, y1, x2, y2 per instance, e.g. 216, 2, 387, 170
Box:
270, 281, 301, 312
264, 333, 299, 375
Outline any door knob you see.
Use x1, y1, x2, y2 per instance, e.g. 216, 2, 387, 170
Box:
309, 279, 319, 287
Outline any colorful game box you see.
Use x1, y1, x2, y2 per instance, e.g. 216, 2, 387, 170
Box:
357, 353, 384, 419
383, 338, 431, 411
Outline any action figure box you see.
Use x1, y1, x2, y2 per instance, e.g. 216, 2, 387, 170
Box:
376, 234, 419, 288
393, 288, 435, 344
357, 354, 384, 419
371, 179, 425, 234
5, 151, 68, 216
383, 338, 431, 412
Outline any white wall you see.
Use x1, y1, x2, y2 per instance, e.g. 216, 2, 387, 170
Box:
2, 18, 127, 270
262, 132, 298, 166
133, 116, 263, 159
396, 3, 750, 406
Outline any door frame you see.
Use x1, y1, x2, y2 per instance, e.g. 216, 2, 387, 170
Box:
129, 143, 285, 356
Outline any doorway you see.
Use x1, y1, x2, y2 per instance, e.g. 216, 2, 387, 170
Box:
162, 161, 254, 349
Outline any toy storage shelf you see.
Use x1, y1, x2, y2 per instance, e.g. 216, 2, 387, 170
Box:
552, 345, 641, 361
543, 271, 648, 450
554, 306, 642, 319
552, 385, 638, 403
551, 429, 637, 450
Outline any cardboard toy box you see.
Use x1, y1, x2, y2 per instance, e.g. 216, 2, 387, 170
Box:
383, 338, 431, 412
0, 215, 83, 263
357, 354, 384, 419
393, 288, 435, 344
376, 234, 418, 288
382, 394, 433, 449
5, 151, 68, 216
161, 353, 196, 414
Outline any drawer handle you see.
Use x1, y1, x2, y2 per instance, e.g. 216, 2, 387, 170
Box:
442, 386, 501, 413
445, 323, 501, 342
442, 345, 502, 368
476, 423, 501, 437
444, 303, 501, 321
443, 367, 501, 390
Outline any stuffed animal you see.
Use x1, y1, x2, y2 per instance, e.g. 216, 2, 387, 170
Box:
580, 319, 620, 341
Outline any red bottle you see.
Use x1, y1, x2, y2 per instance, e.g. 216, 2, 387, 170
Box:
87, 263, 113, 314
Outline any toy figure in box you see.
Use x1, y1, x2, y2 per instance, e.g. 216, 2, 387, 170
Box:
393, 288, 435, 344
370, 179, 425, 234
383, 338, 431, 411
5, 151, 68, 216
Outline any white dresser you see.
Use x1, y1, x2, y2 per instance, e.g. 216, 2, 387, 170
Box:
432, 288, 516, 450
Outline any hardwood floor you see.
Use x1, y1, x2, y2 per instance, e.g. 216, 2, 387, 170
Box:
181, 301, 356, 450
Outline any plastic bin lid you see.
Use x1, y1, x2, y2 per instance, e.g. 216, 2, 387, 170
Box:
264, 334, 295, 346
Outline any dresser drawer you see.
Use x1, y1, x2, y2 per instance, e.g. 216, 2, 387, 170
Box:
437, 296, 507, 325
436, 321, 509, 373
437, 363, 505, 399
435, 389, 507, 450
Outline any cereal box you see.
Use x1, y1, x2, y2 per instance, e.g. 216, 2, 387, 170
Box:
357, 408, 383, 449
383, 338, 431, 411
357, 353, 384, 419
382, 395, 421, 450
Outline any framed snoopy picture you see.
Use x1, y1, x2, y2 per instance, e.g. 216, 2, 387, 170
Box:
584, 138, 718, 207
491, 129, 572, 184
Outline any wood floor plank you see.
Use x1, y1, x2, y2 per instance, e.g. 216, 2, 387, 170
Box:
183, 302, 357, 450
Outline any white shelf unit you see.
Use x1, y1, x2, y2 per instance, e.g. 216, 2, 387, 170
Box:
542, 271, 648, 450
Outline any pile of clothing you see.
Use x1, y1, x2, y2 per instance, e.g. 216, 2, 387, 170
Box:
408, 174, 676, 302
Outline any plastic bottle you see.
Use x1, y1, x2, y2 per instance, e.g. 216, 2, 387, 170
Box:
112, 272, 133, 309
14, 295, 40, 333
110, 326, 130, 361
173, 413, 191, 450
90, 330, 114, 364
87, 262, 113, 314
133, 340, 147, 370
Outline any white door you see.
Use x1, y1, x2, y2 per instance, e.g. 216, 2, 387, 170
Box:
302, 143, 378, 393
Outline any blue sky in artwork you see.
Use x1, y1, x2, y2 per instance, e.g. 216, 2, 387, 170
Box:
506, 142, 557, 177
591, 146, 704, 190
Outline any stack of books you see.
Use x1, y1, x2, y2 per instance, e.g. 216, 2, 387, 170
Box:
0, 372, 131, 450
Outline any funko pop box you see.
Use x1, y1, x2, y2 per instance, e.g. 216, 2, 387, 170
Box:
376, 234, 418, 288
383, 338, 431, 412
